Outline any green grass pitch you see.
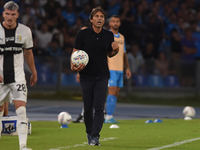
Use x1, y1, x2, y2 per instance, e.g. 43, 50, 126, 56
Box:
0, 119, 200, 150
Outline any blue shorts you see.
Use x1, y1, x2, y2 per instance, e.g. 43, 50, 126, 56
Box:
108, 70, 123, 87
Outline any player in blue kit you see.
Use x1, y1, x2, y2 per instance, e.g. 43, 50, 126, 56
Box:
104, 15, 131, 123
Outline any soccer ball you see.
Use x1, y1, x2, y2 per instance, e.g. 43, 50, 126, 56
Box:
71, 50, 89, 67
58, 112, 72, 125
182, 106, 196, 117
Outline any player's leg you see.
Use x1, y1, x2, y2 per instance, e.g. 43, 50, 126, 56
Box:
105, 71, 122, 123
0, 85, 10, 140
3, 102, 9, 116
0, 105, 3, 140
105, 86, 119, 123
13, 100, 29, 150
73, 72, 85, 123
10, 82, 31, 150
73, 108, 84, 123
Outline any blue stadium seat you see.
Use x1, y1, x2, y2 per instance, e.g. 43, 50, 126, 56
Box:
52, 73, 69, 85
147, 75, 164, 87
53, 73, 80, 86
61, 74, 69, 85
67, 73, 80, 86
132, 75, 147, 86
52, 73, 57, 84
36, 65, 53, 84
163, 75, 179, 87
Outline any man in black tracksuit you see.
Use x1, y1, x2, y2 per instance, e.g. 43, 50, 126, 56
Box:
71, 6, 119, 146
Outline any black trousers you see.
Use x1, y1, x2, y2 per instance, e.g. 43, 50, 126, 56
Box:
80, 75, 108, 138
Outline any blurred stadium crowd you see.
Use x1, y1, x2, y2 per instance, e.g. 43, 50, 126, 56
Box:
1, 0, 200, 87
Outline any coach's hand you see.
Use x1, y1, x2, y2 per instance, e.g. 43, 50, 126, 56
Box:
112, 42, 119, 52
30, 73, 37, 86
0, 75, 3, 83
71, 63, 85, 72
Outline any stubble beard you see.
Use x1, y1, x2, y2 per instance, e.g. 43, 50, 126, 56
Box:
94, 24, 102, 28
112, 27, 119, 32
5, 20, 15, 29
113, 25, 119, 30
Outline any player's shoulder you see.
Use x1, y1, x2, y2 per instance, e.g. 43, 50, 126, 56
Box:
17, 23, 31, 33
118, 33, 124, 39
0, 23, 3, 30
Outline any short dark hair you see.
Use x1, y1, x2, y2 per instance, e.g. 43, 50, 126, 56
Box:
109, 15, 120, 22
111, 15, 120, 19
89, 6, 106, 24
4, 1, 19, 11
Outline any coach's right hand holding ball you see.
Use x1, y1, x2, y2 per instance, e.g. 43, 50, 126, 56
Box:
71, 63, 85, 72
70, 49, 86, 72
108, 41, 119, 57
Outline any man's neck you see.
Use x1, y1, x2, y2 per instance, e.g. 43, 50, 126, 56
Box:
110, 28, 118, 34
92, 25, 102, 34
3, 22, 17, 29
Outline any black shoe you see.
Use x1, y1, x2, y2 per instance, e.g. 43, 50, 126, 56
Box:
90, 137, 101, 146
73, 115, 84, 123
87, 134, 92, 145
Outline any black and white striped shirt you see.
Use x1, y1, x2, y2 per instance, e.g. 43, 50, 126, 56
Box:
0, 23, 33, 84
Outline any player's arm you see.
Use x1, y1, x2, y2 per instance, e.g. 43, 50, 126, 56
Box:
24, 49, 37, 86
124, 52, 131, 79
3, 102, 9, 116
108, 42, 119, 58
71, 48, 85, 71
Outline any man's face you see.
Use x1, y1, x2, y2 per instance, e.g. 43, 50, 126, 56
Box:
109, 17, 121, 31
90, 11, 105, 28
3, 8, 19, 28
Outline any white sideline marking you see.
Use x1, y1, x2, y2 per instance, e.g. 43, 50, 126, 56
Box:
49, 137, 118, 150
147, 137, 200, 150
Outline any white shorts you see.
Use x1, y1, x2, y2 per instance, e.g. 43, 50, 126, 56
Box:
0, 82, 28, 106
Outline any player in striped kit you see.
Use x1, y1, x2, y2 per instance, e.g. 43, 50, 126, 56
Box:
0, 1, 37, 150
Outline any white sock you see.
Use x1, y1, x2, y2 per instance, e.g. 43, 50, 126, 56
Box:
16, 106, 28, 149
105, 115, 113, 120
0, 111, 3, 140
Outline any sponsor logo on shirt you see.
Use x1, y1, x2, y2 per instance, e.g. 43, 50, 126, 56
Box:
0, 47, 23, 52
5, 36, 15, 42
